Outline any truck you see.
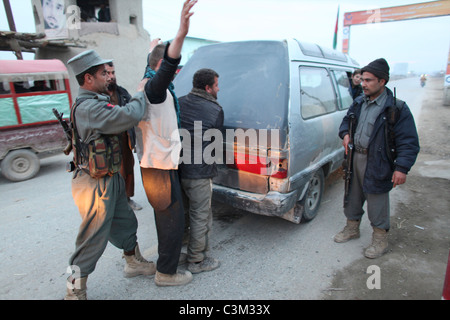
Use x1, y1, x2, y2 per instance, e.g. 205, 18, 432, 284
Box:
0, 59, 72, 182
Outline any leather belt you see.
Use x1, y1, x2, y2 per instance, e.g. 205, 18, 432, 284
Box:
355, 146, 368, 154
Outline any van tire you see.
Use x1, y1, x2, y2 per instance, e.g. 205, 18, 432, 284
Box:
1, 149, 40, 182
300, 168, 324, 222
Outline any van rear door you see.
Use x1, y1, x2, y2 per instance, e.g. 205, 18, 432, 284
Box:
174, 41, 290, 194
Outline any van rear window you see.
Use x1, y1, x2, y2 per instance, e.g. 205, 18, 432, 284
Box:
174, 41, 290, 131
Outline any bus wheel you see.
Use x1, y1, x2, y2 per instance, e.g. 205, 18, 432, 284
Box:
1, 149, 40, 182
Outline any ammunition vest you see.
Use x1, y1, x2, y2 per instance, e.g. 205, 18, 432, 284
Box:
71, 99, 122, 179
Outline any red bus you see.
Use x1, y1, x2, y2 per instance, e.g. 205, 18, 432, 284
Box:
0, 59, 72, 182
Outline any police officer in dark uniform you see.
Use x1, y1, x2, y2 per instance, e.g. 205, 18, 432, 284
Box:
335, 58, 419, 259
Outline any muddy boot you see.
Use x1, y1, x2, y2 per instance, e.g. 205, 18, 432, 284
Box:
364, 227, 389, 259
123, 243, 156, 278
64, 276, 88, 300
155, 270, 193, 287
188, 257, 220, 274
334, 220, 361, 243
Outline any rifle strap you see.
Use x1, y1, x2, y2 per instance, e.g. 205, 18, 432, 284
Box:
70, 98, 90, 166
384, 98, 405, 166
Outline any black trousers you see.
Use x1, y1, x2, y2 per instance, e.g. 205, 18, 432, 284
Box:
140, 167, 184, 274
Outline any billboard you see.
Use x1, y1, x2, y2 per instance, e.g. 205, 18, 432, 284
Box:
342, 0, 450, 54
343, 0, 450, 26
41, 0, 68, 39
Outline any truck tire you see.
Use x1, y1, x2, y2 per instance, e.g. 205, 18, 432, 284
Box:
0, 149, 40, 182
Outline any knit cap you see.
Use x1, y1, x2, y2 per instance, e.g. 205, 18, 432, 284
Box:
361, 58, 390, 84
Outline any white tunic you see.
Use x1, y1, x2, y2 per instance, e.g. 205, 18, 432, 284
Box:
135, 90, 181, 169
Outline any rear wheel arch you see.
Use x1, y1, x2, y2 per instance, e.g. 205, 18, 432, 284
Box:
293, 167, 325, 222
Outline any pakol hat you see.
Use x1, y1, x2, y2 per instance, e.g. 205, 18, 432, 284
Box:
67, 50, 112, 76
361, 58, 390, 84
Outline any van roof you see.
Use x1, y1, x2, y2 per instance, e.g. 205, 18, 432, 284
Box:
287, 39, 360, 67
0, 59, 69, 82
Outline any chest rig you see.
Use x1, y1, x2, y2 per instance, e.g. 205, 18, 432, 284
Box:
70, 99, 122, 178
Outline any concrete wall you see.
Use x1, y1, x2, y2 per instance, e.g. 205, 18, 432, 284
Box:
32, 0, 150, 99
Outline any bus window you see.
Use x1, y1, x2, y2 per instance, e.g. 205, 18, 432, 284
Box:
0, 82, 10, 95
30, 80, 52, 92
13, 82, 30, 93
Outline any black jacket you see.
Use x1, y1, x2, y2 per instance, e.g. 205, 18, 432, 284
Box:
339, 87, 420, 194
350, 84, 363, 100
116, 85, 136, 148
178, 91, 224, 179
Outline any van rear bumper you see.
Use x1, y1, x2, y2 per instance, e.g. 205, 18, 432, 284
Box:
212, 184, 300, 220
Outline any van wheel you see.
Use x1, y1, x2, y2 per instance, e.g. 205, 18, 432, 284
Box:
300, 168, 324, 222
1, 149, 40, 182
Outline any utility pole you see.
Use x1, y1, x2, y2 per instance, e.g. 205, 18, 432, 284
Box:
2, 0, 23, 59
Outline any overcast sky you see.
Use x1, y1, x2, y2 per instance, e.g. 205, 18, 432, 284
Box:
1, 0, 449, 73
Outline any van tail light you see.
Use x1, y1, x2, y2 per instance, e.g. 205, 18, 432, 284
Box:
227, 150, 288, 179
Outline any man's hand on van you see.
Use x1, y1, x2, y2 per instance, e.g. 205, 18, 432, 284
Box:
342, 134, 350, 155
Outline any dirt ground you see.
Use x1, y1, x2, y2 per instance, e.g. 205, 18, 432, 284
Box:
322, 77, 450, 300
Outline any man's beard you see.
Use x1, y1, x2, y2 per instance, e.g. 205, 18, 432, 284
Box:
107, 81, 117, 92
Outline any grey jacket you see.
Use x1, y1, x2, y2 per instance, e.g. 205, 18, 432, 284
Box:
73, 88, 146, 144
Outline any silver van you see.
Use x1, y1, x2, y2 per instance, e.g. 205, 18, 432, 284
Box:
173, 39, 359, 223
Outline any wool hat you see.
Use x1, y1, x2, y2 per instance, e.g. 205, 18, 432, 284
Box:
361, 58, 390, 84
67, 50, 112, 76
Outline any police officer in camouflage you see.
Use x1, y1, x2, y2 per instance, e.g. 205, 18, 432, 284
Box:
64, 50, 153, 300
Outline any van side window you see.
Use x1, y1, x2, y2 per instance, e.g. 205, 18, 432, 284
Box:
332, 70, 353, 110
300, 67, 337, 119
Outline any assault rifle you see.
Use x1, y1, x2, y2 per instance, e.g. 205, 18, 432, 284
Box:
52, 108, 72, 155
385, 88, 399, 168
343, 113, 356, 207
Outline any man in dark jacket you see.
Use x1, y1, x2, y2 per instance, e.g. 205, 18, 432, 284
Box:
106, 62, 142, 211
178, 68, 224, 274
334, 58, 419, 259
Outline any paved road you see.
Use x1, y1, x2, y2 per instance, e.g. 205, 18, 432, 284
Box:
0, 77, 427, 301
